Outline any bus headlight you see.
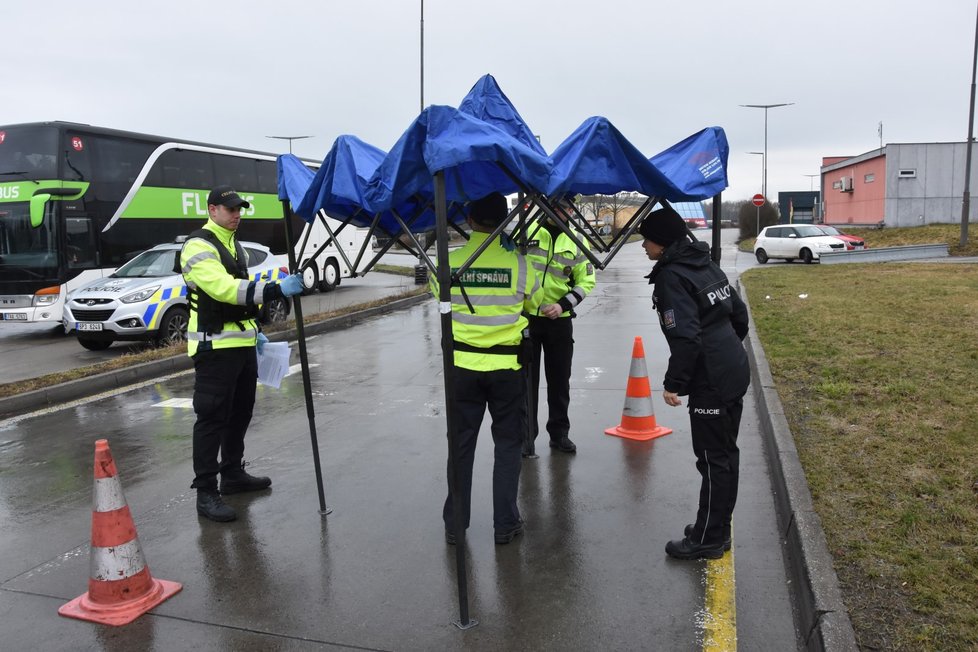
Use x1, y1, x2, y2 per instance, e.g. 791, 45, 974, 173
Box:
120, 286, 160, 304
33, 286, 60, 306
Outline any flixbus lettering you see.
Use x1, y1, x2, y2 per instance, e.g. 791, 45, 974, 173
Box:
0, 185, 20, 200
181, 192, 209, 217
706, 284, 731, 305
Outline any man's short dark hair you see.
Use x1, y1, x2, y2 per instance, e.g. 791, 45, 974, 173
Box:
468, 192, 508, 227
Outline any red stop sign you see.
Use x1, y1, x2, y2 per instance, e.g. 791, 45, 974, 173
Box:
752, 193, 765, 207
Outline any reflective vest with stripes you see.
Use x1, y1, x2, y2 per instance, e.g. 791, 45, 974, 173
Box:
430, 231, 543, 372
180, 220, 272, 356
525, 222, 596, 316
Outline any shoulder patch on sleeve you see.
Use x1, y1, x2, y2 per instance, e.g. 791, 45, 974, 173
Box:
662, 308, 676, 329
586, 263, 594, 275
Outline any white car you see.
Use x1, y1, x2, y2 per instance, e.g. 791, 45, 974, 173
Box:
63, 239, 291, 351
754, 224, 847, 264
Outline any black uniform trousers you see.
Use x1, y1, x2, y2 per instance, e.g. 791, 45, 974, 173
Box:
527, 314, 573, 442
443, 366, 524, 532
686, 393, 744, 546
190, 346, 258, 491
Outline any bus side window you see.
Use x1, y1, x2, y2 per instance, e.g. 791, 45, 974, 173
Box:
66, 216, 98, 268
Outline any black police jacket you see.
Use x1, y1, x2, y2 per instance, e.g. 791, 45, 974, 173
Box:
646, 240, 750, 403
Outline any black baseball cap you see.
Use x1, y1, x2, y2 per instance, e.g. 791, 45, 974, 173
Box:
207, 185, 250, 209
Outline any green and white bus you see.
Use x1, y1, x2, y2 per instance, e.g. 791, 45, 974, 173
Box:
0, 121, 364, 325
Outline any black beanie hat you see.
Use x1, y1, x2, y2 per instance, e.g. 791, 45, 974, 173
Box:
639, 206, 689, 247
468, 192, 508, 227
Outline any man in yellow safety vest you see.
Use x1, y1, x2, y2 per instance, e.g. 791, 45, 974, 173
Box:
180, 185, 303, 523
431, 192, 543, 544
523, 198, 596, 456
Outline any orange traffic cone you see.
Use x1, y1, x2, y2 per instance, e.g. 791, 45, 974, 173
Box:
59, 439, 181, 626
605, 336, 673, 441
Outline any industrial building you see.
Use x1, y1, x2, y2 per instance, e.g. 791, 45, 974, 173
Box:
820, 141, 978, 227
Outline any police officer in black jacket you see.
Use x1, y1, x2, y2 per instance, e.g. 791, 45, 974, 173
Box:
639, 206, 750, 560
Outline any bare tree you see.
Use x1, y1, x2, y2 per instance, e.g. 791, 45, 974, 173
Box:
579, 194, 609, 222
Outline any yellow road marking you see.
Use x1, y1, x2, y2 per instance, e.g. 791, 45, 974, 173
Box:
703, 531, 737, 651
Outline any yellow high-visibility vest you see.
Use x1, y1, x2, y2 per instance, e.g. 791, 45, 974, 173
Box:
431, 232, 543, 371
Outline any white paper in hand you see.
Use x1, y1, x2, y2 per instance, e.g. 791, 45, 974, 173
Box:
257, 341, 291, 389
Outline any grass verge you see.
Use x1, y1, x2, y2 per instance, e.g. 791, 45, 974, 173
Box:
0, 285, 428, 400
738, 224, 978, 256
741, 263, 978, 651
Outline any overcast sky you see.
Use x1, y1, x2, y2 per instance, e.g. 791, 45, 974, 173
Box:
7, 0, 976, 201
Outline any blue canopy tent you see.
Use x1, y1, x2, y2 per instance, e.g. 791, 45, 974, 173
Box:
649, 126, 730, 259
457, 74, 547, 156
505, 117, 732, 270
272, 76, 730, 630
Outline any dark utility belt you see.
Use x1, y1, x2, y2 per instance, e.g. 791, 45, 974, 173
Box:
453, 341, 521, 356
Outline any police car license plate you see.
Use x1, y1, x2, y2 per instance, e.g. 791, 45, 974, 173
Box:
2, 313, 27, 320
77, 323, 103, 332
853, 245, 864, 250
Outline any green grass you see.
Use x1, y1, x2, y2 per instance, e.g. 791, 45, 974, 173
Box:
738, 223, 978, 256
741, 263, 978, 651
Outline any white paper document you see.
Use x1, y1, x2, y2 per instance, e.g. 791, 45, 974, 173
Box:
257, 342, 292, 389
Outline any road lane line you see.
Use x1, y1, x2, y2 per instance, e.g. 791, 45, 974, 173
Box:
703, 532, 737, 651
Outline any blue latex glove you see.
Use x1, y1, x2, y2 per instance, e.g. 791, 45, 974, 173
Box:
278, 274, 304, 297
256, 332, 269, 354
499, 233, 516, 252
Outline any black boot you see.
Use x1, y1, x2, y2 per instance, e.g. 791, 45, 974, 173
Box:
685, 524, 732, 551
197, 489, 236, 522
665, 537, 724, 560
220, 463, 272, 494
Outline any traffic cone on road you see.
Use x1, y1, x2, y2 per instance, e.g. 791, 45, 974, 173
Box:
59, 439, 181, 626
605, 336, 673, 441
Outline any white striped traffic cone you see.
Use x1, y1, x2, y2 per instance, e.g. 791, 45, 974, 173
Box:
605, 336, 672, 441
59, 439, 181, 626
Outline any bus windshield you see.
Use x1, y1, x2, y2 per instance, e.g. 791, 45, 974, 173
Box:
0, 126, 59, 180
0, 201, 58, 281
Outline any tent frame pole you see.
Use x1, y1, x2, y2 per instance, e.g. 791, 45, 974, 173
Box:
281, 200, 330, 515
433, 171, 477, 630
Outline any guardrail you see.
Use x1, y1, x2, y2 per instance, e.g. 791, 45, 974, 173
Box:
820, 243, 949, 264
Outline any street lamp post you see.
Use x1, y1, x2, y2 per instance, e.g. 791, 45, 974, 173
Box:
747, 151, 764, 194
803, 174, 819, 192
740, 103, 794, 198
266, 135, 311, 154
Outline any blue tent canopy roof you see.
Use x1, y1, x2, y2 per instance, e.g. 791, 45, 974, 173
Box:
458, 74, 546, 156
649, 126, 729, 201
278, 76, 729, 231
546, 116, 685, 199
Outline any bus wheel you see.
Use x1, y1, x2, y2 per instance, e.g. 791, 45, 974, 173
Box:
319, 259, 340, 292
157, 306, 189, 346
262, 298, 290, 324
78, 337, 113, 351
301, 264, 319, 295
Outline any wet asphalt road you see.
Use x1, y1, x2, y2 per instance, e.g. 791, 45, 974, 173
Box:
0, 269, 421, 384
0, 231, 797, 650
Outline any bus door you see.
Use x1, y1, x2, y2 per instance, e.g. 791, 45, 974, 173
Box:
64, 215, 99, 269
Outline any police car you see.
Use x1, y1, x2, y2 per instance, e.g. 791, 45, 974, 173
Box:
63, 239, 290, 351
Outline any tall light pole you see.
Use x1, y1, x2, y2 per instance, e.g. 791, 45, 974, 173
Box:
804, 174, 819, 192
420, 0, 425, 113
961, 2, 978, 246
740, 103, 794, 198
747, 151, 764, 193
266, 135, 311, 154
